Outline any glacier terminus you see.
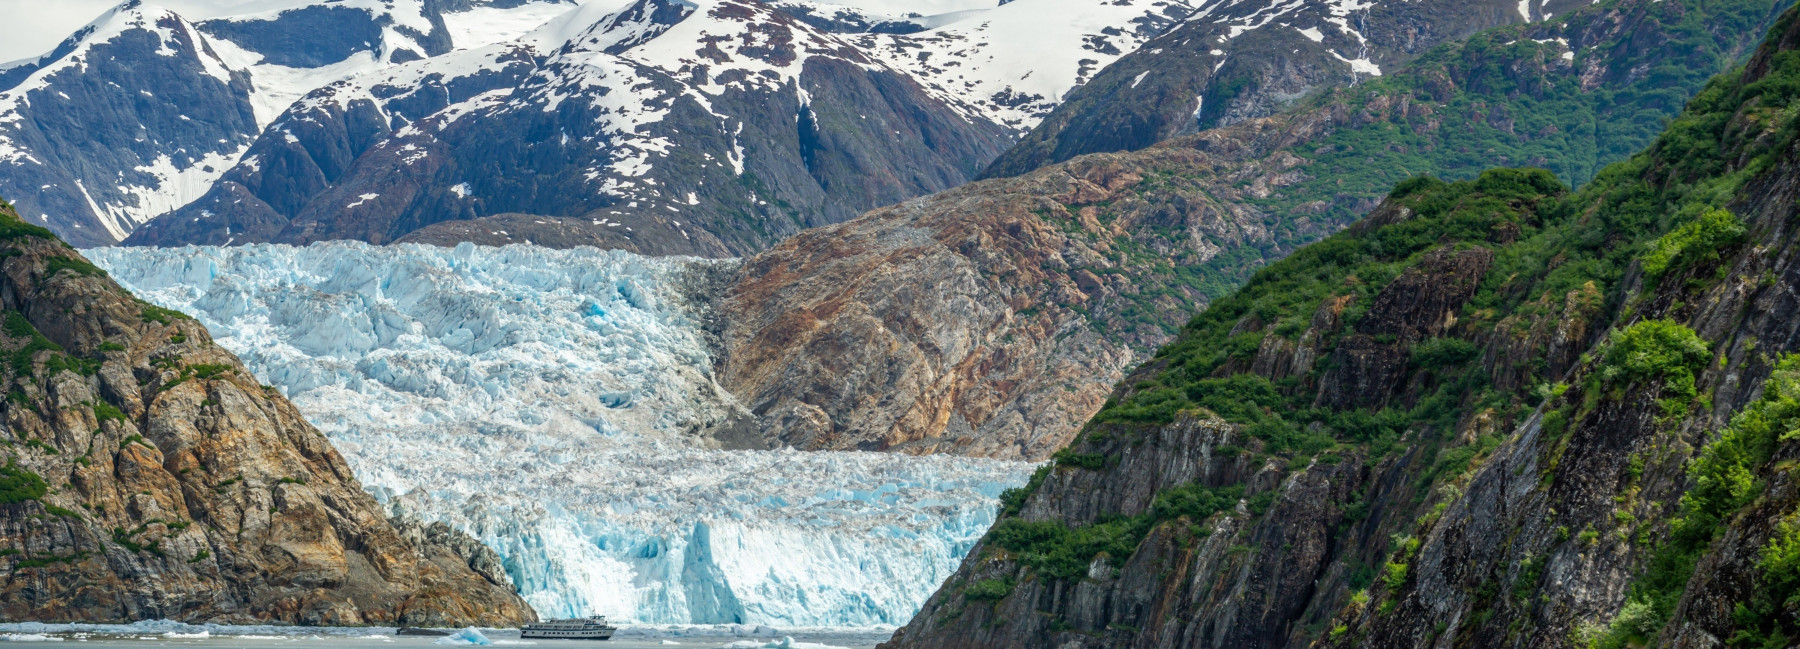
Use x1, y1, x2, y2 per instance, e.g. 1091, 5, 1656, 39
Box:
89, 241, 1036, 626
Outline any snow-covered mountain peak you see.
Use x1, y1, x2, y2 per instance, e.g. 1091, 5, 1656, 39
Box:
5, 1, 234, 88
607, 0, 882, 95
0, 1, 250, 242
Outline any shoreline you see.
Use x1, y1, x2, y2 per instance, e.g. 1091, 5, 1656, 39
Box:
0, 621, 895, 644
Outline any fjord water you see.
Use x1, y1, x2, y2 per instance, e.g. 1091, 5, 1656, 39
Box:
87, 242, 1036, 626
42, 640, 882, 649
0, 624, 889, 649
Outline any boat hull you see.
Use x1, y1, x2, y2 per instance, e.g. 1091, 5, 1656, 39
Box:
519, 629, 615, 640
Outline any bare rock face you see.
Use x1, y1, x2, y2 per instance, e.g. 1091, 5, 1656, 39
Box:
717, 147, 1268, 460
1315, 245, 1493, 410
0, 204, 533, 625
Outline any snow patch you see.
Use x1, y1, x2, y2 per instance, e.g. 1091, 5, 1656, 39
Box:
855, 0, 1203, 130
443, 1, 585, 50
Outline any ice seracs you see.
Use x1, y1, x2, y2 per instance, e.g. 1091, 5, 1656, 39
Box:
90, 242, 1036, 626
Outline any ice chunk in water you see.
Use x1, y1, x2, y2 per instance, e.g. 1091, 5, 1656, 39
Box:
436, 628, 493, 646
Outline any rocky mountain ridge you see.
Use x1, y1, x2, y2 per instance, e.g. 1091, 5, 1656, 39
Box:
123, 0, 1017, 255
0, 0, 494, 247
879, 3, 1800, 648
979, 0, 1595, 178
0, 0, 1667, 254
709, 0, 1793, 462
6, 0, 1205, 250
0, 202, 532, 624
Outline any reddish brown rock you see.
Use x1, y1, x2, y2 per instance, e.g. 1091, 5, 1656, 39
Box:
0, 205, 533, 626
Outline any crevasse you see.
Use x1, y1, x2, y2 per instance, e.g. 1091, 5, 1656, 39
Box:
88, 241, 1034, 626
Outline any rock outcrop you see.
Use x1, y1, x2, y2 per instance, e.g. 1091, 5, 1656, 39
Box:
0, 203, 533, 625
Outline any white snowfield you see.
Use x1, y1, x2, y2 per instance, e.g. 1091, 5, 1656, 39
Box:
855, 0, 1199, 131
89, 242, 1036, 626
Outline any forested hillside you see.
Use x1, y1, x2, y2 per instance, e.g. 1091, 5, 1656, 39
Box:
881, 4, 1800, 647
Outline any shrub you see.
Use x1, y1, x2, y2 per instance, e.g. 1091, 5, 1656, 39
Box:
989, 482, 1242, 580
4, 311, 62, 377
0, 463, 47, 504
998, 465, 1051, 517
964, 578, 1013, 601
1725, 519, 1800, 646
93, 402, 127, 425
1600, 319, 1710, 415
139, 304, 190, 325
1640, 208, 1746, 282
1411, 338, 1480, 368
1383, 560, 1410, 592
1052, 448, 1107, 470
0, 212, 55, 241
41, 256, 105, 281
1596, 355, 1800, 648
188, 364, 233, 380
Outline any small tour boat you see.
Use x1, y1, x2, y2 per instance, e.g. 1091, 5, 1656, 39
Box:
520, 616, 617, 640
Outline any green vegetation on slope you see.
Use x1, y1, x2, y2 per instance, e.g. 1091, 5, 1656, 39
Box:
1590, 355, 1800, 648
989, 482, 1243, 579
0, 462, 47, 505
1164, 0, 1791, 333
980, 0, 1800, 605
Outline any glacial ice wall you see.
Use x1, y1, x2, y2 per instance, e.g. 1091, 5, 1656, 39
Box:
89, 242, 1035, 626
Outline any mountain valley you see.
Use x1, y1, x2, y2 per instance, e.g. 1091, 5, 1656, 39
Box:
3, 0, 1800, 643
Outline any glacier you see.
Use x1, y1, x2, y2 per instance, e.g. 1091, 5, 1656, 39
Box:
88, 242, 1036, 626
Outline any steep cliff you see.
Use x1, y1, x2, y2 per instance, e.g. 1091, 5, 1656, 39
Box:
715, 0, 1790, 462
0, 203, 532, 625
1326, 8, 1800, 646
882, 5, 1800, 649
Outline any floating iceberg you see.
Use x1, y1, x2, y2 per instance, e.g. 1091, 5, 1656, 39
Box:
436, 628, 494, 646
714, 638, 850, 649
93, 242, 1035, 626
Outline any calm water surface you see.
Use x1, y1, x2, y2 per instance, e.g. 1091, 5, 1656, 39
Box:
0, 629, 889, 649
